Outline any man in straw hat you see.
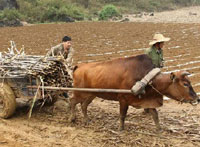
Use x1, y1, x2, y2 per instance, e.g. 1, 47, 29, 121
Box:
145, 33, 170, 68
132, 33, 170, 96
143, 33, 170, 114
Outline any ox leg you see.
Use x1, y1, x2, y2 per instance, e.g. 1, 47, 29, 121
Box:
149, 108, 161, 130
119, 101, 129, 131
81, 97, 94, 125
69, 97, 79, 123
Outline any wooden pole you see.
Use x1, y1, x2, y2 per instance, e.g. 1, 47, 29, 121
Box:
27, 86, 133, 94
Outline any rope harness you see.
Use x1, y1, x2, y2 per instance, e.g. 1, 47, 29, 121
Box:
149, 81, 185, 103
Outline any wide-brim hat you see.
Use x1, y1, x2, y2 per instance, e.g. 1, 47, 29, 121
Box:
149, 33, 170, 46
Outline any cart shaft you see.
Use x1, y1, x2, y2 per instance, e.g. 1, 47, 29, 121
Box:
27, 86, 133, 94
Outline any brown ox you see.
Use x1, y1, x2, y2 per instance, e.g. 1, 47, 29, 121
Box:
69, 54, 198, 130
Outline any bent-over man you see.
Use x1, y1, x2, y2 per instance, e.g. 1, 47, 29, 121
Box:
46, 36, 74, 98
47, 36, 74, 67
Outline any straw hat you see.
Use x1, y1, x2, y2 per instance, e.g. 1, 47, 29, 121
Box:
149, 33, 170, 46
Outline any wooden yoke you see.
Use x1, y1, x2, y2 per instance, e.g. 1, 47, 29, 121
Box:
131, 68, 161, 96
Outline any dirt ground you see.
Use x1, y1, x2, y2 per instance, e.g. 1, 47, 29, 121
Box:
1, 7, 200, 147
124, 6, 200, 23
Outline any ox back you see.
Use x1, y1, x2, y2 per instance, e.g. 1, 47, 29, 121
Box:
73, 54, 154, 100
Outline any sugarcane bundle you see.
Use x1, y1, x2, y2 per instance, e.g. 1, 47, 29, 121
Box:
0, 41, 73, 102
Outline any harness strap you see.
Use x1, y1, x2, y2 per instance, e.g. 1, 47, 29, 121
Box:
149, 83, 185, 102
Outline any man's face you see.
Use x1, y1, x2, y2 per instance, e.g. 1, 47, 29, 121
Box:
155, 42, 164, 49
159, 42, 164, 48
63, 41, 72, 51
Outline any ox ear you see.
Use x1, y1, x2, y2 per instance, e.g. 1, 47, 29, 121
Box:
170, 72, 176, 82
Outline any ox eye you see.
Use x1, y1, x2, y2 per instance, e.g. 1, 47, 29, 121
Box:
183, 83, 189, 87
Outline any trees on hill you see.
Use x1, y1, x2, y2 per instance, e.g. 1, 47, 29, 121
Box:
0, 0, 18, 10
0, 0, 200, 24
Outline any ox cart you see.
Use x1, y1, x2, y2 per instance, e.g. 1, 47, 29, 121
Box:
0, 42, 160, 119
0, 54, 134, 118
0, 58, 136, 119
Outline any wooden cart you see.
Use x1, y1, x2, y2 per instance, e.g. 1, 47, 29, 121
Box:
0, 48, 133, 118
0, 46, 73, 118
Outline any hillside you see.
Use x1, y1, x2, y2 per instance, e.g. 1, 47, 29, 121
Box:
1, 0, 200, 24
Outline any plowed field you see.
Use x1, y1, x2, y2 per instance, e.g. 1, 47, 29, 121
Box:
0, 21, 200, 147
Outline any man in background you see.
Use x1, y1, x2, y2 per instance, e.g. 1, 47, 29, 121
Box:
47, 35, 74, 67
47, 36, 74, 99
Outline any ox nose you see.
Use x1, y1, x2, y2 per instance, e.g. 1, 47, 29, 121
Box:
190, 96, 199, 105
198, 98, 200, 104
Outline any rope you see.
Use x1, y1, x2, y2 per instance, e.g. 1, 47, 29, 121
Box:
149, 82, 185, 102
149, 83, 164, 96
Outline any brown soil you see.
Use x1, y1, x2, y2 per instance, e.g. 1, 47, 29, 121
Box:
0, 19, 200, 146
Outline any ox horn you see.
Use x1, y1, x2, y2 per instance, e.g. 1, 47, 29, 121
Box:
181, 71, 190, 77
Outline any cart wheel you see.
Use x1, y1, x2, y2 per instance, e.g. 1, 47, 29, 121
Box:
0, 83, 16, 118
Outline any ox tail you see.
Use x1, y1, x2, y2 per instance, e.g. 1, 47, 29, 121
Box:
73, 65, 78, 73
